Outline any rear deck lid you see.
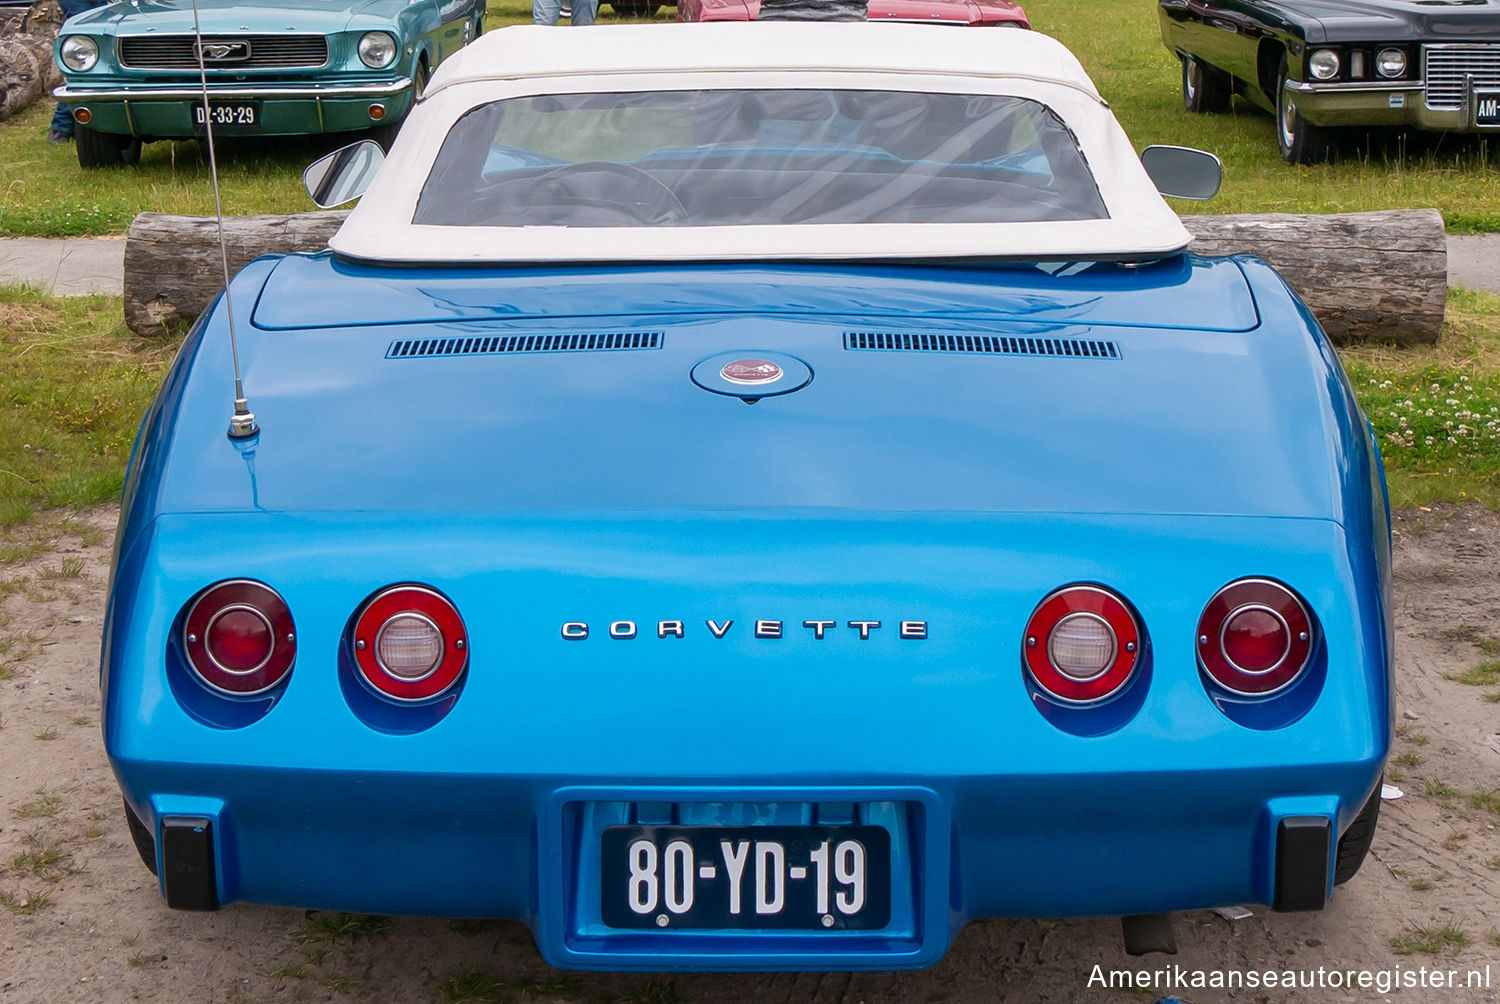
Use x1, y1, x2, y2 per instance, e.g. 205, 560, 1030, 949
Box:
250, 254, 1259, 333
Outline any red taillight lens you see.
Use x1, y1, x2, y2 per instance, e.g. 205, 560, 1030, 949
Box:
1198, 578, 1314, 696
182, 580, 296, 696
207, 607, 274, 671
352, 585, 467, 702
1023, 585, 1142, 705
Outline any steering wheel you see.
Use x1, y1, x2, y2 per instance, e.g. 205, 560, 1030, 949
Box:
523, 161, 687, 225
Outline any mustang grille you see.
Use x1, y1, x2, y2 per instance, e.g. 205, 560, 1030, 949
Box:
117, 35, 329, 70
844, 330, 1120, 359
1423, 45, 1500, 111
387, 331, 663, 358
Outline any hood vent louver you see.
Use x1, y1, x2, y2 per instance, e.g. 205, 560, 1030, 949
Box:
387, 331, 662, 359
844, 330, 1119, 359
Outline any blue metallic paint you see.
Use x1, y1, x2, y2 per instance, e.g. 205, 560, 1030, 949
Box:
104, 251, 1391, 969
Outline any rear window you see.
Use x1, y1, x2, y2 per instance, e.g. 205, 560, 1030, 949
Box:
413, 88, 1106, 228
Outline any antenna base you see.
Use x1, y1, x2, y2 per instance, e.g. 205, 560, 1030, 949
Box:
228, 401, 259, 440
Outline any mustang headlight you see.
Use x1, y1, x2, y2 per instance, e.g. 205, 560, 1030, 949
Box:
1376, 47, 1407, 78
358, 31, 398, 69
59, 35, 100, 72
1309, 49, 1341, 80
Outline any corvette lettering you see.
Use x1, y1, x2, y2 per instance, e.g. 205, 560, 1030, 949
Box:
560, 619, 927, 640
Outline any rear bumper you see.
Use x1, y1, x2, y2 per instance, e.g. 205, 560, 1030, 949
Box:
123, 767, 1378, 971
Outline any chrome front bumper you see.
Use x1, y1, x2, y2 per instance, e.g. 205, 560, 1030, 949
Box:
52, 79, 413, 102
1284, 77, 1500, 132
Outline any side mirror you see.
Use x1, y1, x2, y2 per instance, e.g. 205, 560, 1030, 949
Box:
303, 140, 386, 208
1140, 145, 1222, 201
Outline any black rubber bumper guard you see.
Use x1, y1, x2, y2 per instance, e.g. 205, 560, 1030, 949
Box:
161, 816, 219, 911
1273, 816, 1331, 912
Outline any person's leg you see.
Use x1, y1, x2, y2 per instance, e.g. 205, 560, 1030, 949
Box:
570, 0, 598, 25
50, 102, 75, 140
533, 0, 562, 24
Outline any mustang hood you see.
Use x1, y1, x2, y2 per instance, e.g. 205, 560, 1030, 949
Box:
132, 253, 1364, 524
77, 0, 398, 35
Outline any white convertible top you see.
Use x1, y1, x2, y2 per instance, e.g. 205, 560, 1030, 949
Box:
424, 22, 1104, 97
331, 22, 1194, 264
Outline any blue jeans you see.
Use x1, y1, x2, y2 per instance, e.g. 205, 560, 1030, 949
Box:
52, 0, 105, 135
533, 0, 597, 25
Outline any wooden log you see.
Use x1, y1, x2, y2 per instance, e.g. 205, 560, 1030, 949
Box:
1183, 209, 1446, 345
124, 208, 1446, 342
123, 211, 348, 336
0, 1, 63, 124
0, 35, 60, 123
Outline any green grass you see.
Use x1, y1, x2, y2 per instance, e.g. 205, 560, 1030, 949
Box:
298, 912, 393, 942
0, 888, 52, 915
8, 833, 73, 881
1390, 924, 1472, 955
13, 788, 61, 820
0, 0, 663, 238
1444, 660, 1500, 686
1468, 789, 1500, 818
0, 286, 176, 529
1022, 0, 1500, 231
1341, 289, 1500, 507
2, 0, 1496, 235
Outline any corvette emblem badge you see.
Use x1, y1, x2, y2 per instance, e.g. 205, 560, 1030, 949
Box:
719, 359, 784, 386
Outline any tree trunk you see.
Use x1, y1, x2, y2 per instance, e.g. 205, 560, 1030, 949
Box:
124, 208, 1447, 343
0, 1, 64, 124
1182, 209, 1446, 345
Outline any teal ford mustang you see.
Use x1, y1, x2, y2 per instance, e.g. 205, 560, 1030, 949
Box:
52, 0, 485, 167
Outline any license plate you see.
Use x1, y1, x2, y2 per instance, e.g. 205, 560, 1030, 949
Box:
600, 825, 891, 930
1477, 92, 1500, 126
191, 101, 260, 132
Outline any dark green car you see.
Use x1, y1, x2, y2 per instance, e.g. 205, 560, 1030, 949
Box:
53, 0, 486, 167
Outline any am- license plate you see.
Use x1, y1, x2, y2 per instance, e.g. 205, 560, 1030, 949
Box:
191, 101, 260, 132
1477, 91, 1500, 126
600, 825, 892, 930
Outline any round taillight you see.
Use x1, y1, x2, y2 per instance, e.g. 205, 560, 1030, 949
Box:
352, 585, 467, 702
182, 580, 295, 696
1024, 585, 1142, 705
1198, 578, 1313, 696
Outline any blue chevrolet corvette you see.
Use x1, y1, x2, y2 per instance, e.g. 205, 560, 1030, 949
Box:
104, 22, 1392, 971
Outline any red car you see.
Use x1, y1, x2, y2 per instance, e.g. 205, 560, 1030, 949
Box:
679, 0, 1028, 27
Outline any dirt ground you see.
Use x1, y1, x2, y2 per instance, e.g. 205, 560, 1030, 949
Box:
1, 503, 1497, 1004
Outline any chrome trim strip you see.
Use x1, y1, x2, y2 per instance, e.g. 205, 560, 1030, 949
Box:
373, 611, 443, 684
1046, 611, 1117, 685
1284, 80, 1423, 94
202, 604, 276, 677
1217, 602, 1291, 677
54, 79, 412, 101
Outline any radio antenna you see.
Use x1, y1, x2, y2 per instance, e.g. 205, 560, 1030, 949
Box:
188, 0, 258, 439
